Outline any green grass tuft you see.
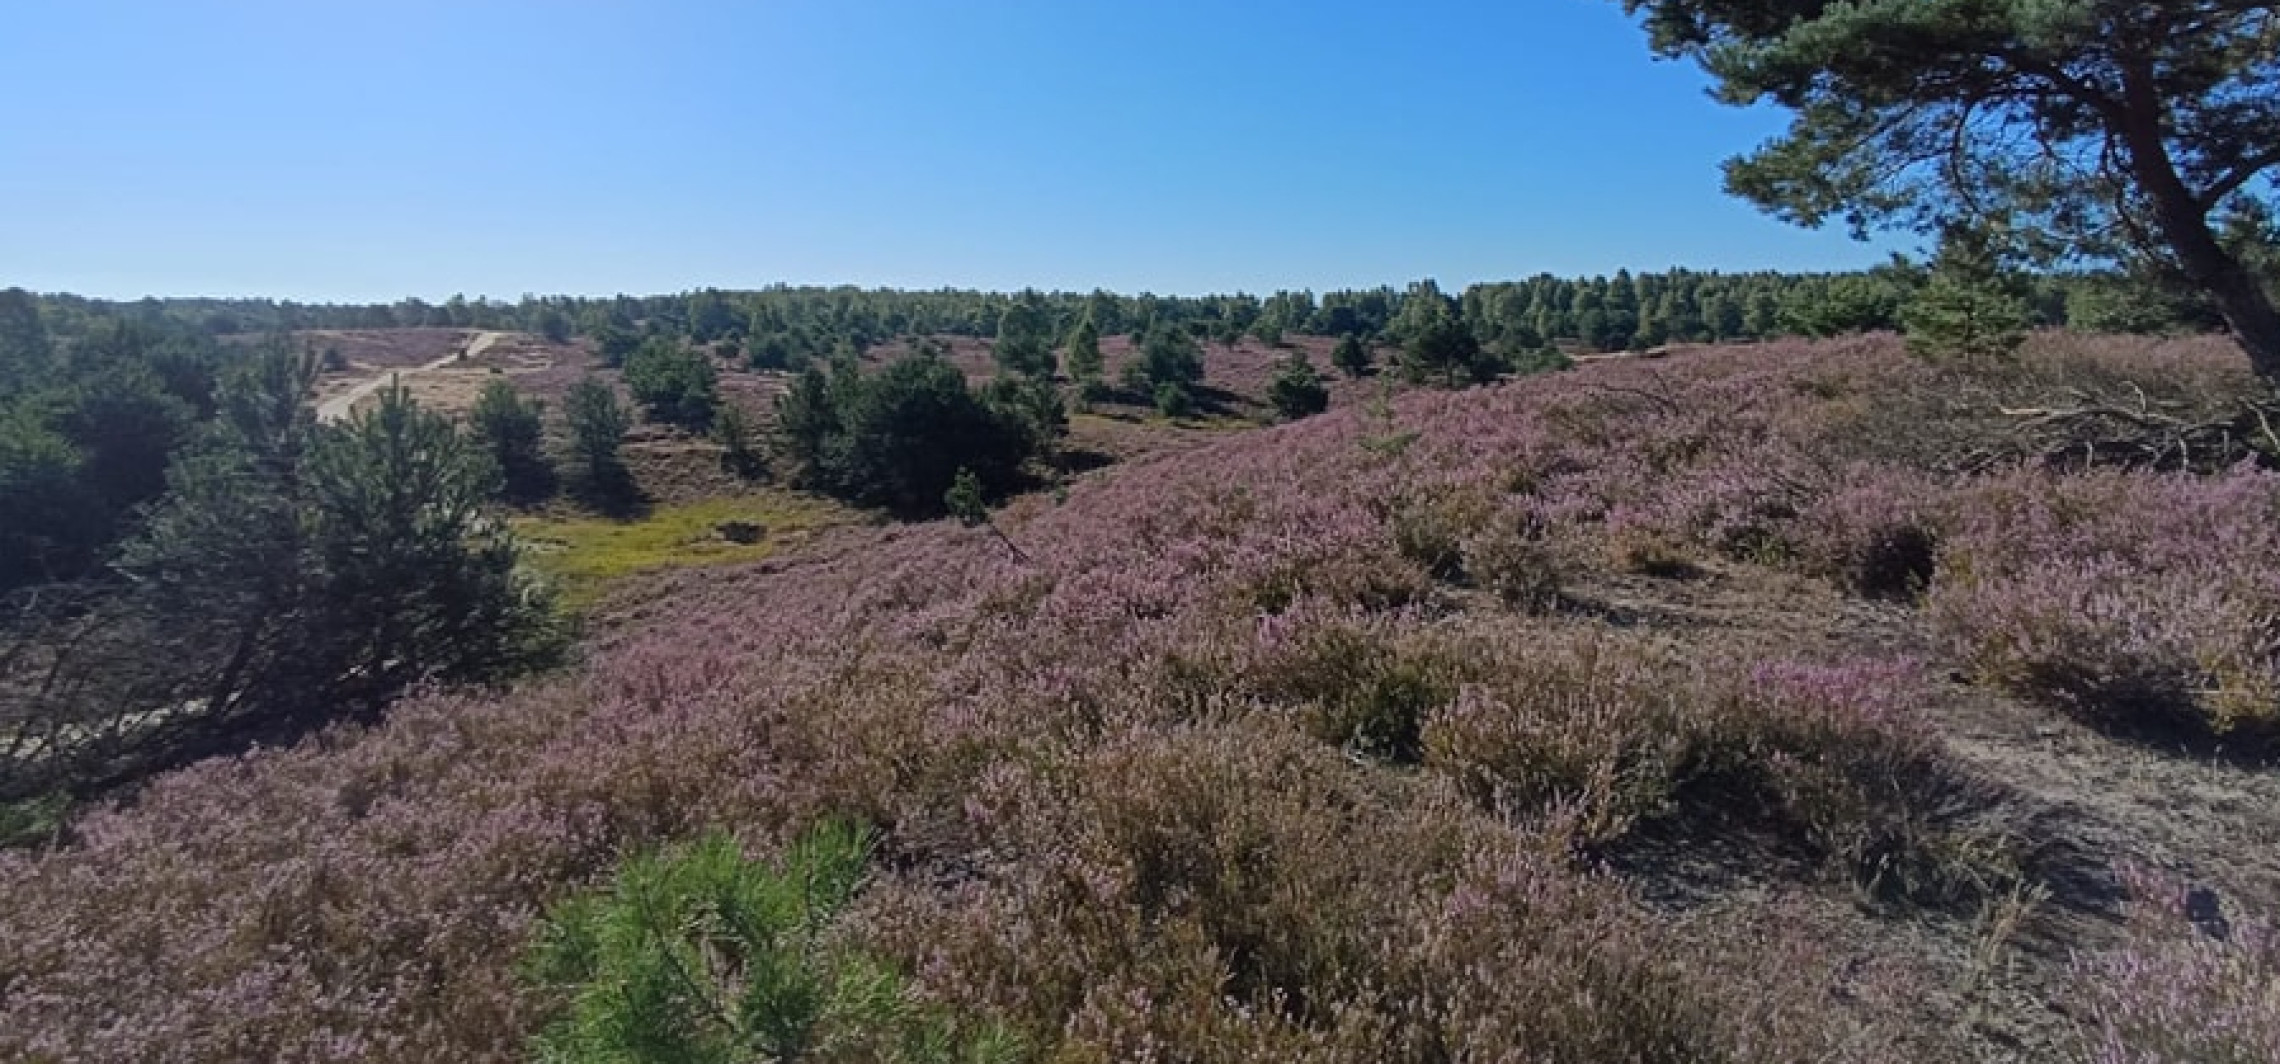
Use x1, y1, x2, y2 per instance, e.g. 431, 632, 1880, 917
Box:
514, 491, 853, 609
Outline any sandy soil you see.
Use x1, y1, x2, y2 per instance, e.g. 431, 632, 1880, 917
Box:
315, 331, 501, 423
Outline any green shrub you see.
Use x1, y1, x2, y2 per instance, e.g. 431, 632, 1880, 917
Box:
1152, 382, 1195, 419
469, 379, 554, 502
0, 793, 69, 850
1330, 333, 1372, 378
1266, 352, 1329, 421
712, 403, 765, 480
523, 821, 1021, 1064
1254, 619, 1461, 763
775, 353, 1042, 517
624, 339, 721, 430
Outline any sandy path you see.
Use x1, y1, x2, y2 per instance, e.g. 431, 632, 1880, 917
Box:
316, 331, 505, 424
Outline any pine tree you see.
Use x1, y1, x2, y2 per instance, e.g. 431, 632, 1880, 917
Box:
1331, 333, 1373, 378
468, 379, 553, 502
1154, 381, 1196, 419
1902, 227, 2032, 363
774, 367, 838, 475
563, 376, 634, 507
1065, 316, 1104, 388
1267, 352, 1330, 421
712, 402, 766, 480
302, 383, 550, 695
621, 338, 719, 430
992, 292, 1054, 378
1396, 284, 1496, 387
1613, 0, 2280, 378
53, 365, 561, 791
1135, 322, 1204, 391
0, 288, 52, 393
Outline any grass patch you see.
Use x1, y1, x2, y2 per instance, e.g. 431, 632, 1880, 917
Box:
0, 793, 70, 850
514, 490, 854, 609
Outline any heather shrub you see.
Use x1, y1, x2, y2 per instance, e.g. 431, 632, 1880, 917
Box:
1930, 467, 2280, 734
1791, 466, 1946, 600
1251, 608, 1463, 762
6, 333, 2246, 1062
523, 822, 1020, 1064
864, 720, 1796, 1063
1384, 484, 1502, 584
1607, 525, 1703, 579
860, 721, 1459, 1055
2070, 869, 2280, 1064
1420, 633, 1994, 898
1240, 543, 1433, 616
1460, 519, 1562, 611
1695, 660, 2000, 904
1422, 633, 1691, 845
1388, 498, 1469, 581
1383, 846, 1745, 1064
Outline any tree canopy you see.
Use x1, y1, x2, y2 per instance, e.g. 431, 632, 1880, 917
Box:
1267, 351, 1331, 421
776, 350, 1046, 517
621, 338, 720, 430
4, 354, 558, 799
468, 379, 553, 503
1615, 0, 2280, 375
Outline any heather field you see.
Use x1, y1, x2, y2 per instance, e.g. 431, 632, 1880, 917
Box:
8, 334, 2280, 1062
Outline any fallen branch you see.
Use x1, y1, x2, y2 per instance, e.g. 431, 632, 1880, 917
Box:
1993, 394, 2280, 473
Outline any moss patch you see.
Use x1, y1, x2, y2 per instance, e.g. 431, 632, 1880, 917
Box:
514, 491, 854, 609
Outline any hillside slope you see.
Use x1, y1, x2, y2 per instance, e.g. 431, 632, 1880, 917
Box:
4, 335, 2277, 1062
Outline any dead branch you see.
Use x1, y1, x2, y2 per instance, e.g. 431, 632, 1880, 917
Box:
1994, 394, 2280, 473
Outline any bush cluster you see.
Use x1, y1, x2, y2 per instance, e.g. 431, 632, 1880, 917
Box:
776, 350, 1054, 516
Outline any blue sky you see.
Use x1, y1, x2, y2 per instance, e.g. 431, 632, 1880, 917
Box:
0, 1, 1904, 302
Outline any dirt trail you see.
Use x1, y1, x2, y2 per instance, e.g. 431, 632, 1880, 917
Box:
316, 331, 504, 424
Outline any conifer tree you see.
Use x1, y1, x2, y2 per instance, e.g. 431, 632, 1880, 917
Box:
1267, 351, 1330, 421
1903, 227, 2033, 363
1331, 333, 1373, 378
468, 379, 552, 502
1065, 316, 1104, 387
563, 376, 634, 506
1613, 0, 2280, 377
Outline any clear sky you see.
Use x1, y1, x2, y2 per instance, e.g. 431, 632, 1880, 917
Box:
0, 1, 1906, 302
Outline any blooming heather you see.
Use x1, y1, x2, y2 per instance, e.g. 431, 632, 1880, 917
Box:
1, 333, 2271, 1061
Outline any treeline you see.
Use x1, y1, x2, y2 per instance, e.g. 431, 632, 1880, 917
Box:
1462, 266, 2230, 353
1, 289, 226, 594
25, 265, 2231, 363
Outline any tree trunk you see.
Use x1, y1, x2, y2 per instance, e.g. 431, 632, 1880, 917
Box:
2117, 56, 2280, 382
2192, 250, 2280, 383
